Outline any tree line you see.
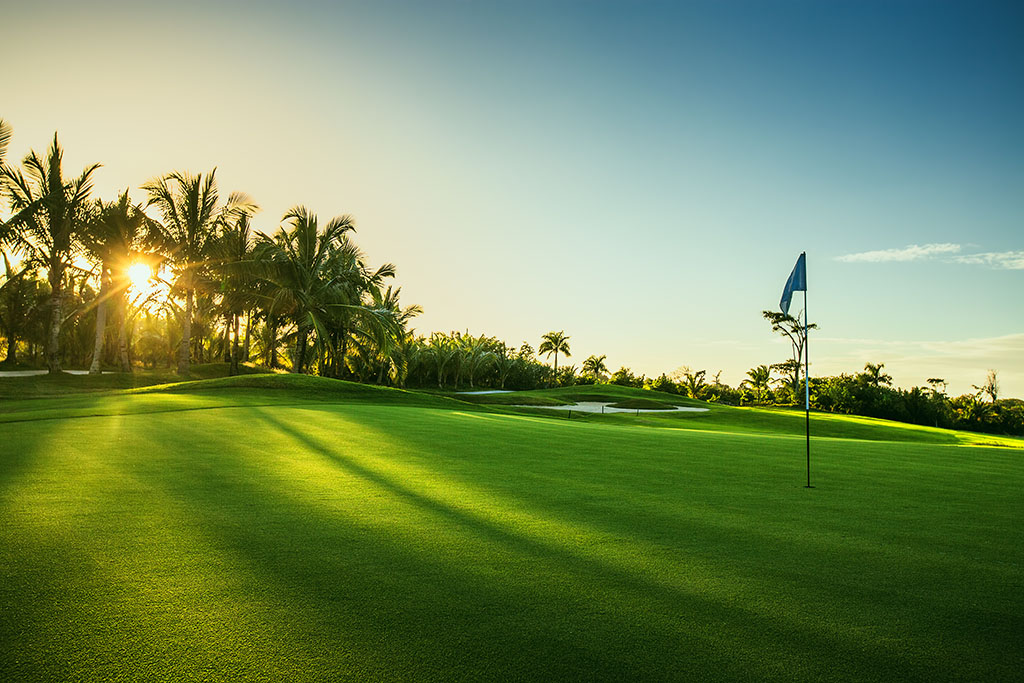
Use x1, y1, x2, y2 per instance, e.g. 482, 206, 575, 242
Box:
1, 120, 1020, 436
0, 122, 417, 379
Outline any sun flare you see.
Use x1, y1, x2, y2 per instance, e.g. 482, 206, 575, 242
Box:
127, 262, 152, 291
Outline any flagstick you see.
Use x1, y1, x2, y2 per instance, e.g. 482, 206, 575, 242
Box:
804, 280, 812, 489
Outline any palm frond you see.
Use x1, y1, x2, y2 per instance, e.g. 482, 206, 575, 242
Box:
0, 118, 12, 165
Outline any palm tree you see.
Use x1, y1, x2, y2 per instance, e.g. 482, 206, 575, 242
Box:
257, 205, 350, 374
134, 309, 173, 369
677, 366, 708, 399
389, 329, 421, 388
1, 133, 100, 373
492, 345, 517, 390
0, 119, 40, 310
556, 363, 579, 388
741, 364, 772, 404
582, 354, 608, 381
426, 333, 457, 388
0, 119, 12, 235
538, 330, 571, 385
0, 252, 43, 365
859, 362, 892, 388
143, 169, 255, 376
81, 191, 159, 373
0, 121, 56, 268
253, 292, 288, 369
462, 335, 496, 389
0, 118, 11, 167
214, 212, 261, 375
248, 205, 394, 375
186, 291, 220, 364
0, 118, 13, 240
321, 236, 396, 379
366, 286, 421, 384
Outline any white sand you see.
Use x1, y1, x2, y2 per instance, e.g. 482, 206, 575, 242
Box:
0, 370, 104, 377
457, 389, 514, 395
509, 401, 708, 414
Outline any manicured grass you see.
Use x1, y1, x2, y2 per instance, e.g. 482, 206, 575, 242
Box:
464, 384, 1023, 447
0, 373, 467, 424
456, 383, 706, 407
1, 377, 1022, 681
606, 397, 680, 410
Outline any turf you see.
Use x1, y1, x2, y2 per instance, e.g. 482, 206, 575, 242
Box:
1, 376, 1022, 681
466, 385, 1021, 446
606, 397, 679, 410
0, 373, 466, 424
455, 383, 707, 408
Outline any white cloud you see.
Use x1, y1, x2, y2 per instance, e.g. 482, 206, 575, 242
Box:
836, 244, 1024, 270
835, 243, 961, 263
953, 251, 1024, 270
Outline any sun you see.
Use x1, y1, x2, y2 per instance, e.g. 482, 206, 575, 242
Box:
127, 262, 152, 291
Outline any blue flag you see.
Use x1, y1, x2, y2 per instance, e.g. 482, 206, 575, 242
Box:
780, 252, 806, 316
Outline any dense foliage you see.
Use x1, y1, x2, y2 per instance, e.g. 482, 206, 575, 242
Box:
636, 362, 1024, 437
0, 118, 1020, 436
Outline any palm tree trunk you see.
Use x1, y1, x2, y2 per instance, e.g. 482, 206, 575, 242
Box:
242, 309, 252, 361
230, 313, 240, 376
88, 266, 109, 375
268, 319, 278, 368
222, 314, 232, 363
4, 334, 16, 365
117, 295, 131, 373
339, 331, 348, 379
270, 321, 278, 368
178, 287, 192, 376
46, 261, 63, 374
2, 279, 17, 365
331, 332, 340, 378
294, 326, 308, 373
46, 292, 62, 373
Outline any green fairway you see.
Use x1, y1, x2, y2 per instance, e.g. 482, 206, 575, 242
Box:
461, 383, 1022, 447
1, 376, 1022, 681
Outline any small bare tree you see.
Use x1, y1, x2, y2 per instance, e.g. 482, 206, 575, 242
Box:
762, 310, 818, 398
973, 370, 999, 403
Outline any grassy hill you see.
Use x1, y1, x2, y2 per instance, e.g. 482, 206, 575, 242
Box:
460, 384, 1023, 448
1, 374, 1022, 680
0, 373, 466, 424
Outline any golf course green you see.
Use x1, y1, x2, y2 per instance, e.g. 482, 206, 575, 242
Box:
1, 374, 1021, 681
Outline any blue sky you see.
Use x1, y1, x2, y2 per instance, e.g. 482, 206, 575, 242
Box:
3, 0, 1022, 395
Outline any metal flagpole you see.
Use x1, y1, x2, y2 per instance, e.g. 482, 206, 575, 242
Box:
804, 255, 812, 489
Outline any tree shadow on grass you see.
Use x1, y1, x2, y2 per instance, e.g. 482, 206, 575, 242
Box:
232, 407, 942, 682
0, 406, 982, 682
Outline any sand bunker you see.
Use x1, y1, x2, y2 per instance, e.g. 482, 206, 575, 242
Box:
0, 370, 102, 377
509, 401, 709, 414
